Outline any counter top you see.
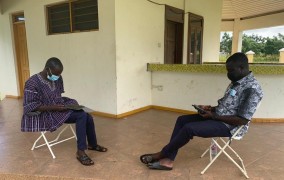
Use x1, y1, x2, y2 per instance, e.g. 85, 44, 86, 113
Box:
147, 63, 284, 74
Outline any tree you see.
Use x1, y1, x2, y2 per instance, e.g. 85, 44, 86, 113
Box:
241, 34, 265, 54
220, 32, 232, 54
263, 34, 284, 55
220, 32, 284, 56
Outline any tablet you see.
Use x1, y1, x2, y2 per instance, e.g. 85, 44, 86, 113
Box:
65, 105, 85, 110
192, 104, 206, 114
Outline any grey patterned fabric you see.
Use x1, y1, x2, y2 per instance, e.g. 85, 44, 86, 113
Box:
215, 72, 263, 139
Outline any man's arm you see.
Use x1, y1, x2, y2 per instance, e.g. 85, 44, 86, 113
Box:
211, 114, 249, 125
200, 87, 262, 126
199, 111, 249, 125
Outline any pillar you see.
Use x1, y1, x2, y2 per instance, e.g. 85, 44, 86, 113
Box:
231, 18, 243, 54
246, 50, 255, 63
279, 48, 284, 63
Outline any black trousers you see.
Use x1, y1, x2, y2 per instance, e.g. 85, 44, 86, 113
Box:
161, 114, 232, 160
65, 110, 97, 150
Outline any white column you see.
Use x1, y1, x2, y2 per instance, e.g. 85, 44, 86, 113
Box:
237, 31, 243, 52
246, 50, 255, 63
182, 14, 188, 64
231, 18, 243, 53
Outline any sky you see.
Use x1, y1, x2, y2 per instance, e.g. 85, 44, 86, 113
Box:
244, 25, 284, 37
220, 25, 284, 41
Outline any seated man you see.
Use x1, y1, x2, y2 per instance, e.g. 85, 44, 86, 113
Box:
21, 57, 107, 166
140, 52, 263, 170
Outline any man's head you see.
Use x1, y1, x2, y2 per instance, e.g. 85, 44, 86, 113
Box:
226, 52, 250, 82
44, 57, 63, 81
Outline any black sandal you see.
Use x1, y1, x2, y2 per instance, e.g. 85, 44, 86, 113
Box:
88, 145, 108, 152
140, 154, 156, 164
76, 154, 94, 166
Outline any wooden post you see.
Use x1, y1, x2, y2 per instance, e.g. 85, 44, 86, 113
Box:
246, 50, 255, 63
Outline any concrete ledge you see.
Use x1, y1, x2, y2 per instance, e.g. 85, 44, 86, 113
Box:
147, 63, 284, 75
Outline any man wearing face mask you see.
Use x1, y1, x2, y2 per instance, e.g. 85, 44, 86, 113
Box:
21, 57, 107, 166
140, 52, 263, 170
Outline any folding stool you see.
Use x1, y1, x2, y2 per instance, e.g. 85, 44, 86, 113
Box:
200, 125, 249, 178
31, 124, 77, 159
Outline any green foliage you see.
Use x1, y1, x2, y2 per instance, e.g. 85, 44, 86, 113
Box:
220, 32, 232, 54
242, 34, 266, 54
263, 34, 284, 55
219, 32, 284, 62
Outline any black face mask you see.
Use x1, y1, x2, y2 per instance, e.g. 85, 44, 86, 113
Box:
227, 72, 240, 82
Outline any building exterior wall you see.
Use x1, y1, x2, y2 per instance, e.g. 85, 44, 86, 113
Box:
2, 0, 279, 118
115, 0, 184, 114
0, 0, 118, 114
151, 71, 284, 118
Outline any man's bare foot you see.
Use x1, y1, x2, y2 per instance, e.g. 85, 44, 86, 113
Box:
159, 158, 173, 168
147, 158, 173, 170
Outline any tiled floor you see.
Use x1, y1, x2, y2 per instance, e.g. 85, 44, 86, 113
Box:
0, 98, 283, 180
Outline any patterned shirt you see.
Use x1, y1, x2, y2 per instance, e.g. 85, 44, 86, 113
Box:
215, 72, 263, 138
21, 74, 78, 132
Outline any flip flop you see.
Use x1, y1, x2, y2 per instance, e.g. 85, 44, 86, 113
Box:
88, 145, 108, 152
140, 154, 155, 164
76, 154, 94, 166
147, 161, 173, 171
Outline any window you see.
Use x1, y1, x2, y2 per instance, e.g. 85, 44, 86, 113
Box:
47, 0, 99, 35
187, 13, 203, 64
13, 13, 25, 23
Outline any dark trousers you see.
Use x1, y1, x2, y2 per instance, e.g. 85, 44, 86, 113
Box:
161, 114, 232, 160
65, 110, 97, 150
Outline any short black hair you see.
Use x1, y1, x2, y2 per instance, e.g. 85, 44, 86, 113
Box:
226, 52, 249, 69
45, 57, 63, 69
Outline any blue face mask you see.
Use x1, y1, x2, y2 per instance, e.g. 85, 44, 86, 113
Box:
47, 68, 60, 81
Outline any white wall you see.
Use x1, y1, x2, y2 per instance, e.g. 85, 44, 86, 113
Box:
0, 2, 18, 99
0, 0, 117, 114
152, 71, 284, 118
186, 0, 223, 62
115, 0, 184, 114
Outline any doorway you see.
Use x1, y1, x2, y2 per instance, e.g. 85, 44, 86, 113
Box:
164, 6, 184, 64
12, 13, 30, 97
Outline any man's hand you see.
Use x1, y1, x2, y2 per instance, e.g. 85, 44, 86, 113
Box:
199, 110, 215, 119
199, 105, 213, 111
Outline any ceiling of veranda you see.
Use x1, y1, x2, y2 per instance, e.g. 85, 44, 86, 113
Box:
222, 0, 284, 20
1, 0, 284, 20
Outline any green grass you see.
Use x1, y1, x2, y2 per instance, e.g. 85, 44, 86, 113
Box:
253, 55, 279, 63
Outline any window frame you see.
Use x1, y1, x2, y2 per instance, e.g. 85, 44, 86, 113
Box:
164, 5, 184, 64
46, 0, 99, 35
187, 13, 204, 64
